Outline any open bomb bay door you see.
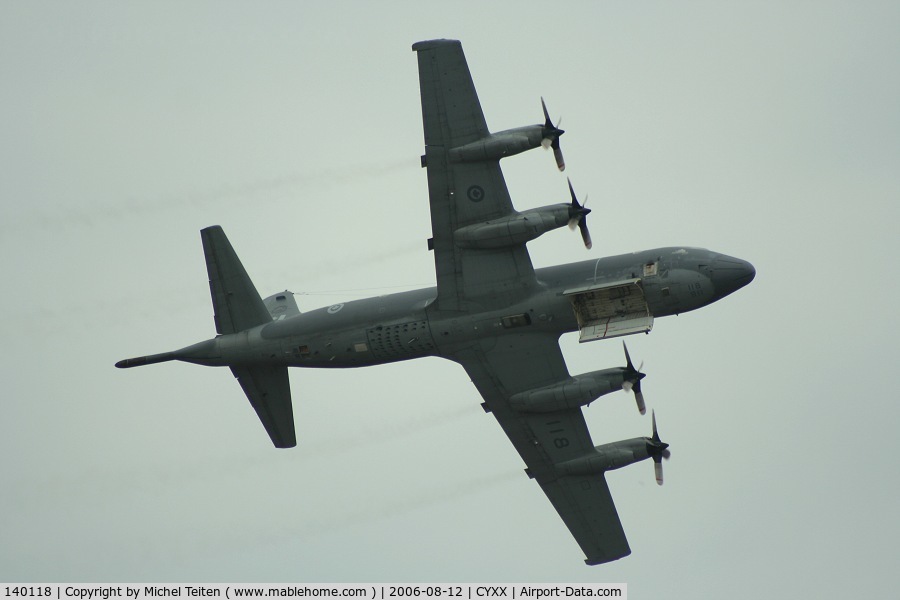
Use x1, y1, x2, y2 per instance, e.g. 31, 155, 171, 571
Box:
564, 278, 653, 342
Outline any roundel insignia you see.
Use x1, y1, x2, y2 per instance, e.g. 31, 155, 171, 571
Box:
327, 303, 344, 314
466, 185, 485, 202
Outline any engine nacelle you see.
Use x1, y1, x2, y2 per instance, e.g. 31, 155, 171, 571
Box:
556, 438, 652, 477
510, 367, 630, 412
454, 204, 570, 249
448, 126, 544, 162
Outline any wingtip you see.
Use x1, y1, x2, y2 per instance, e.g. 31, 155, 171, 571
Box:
584, 548, 631, 566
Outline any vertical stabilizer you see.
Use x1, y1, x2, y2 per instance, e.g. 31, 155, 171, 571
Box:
263, 290, 301, 321
201, 226, 272, 335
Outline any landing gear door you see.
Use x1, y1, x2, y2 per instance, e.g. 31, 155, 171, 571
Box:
563, 278, 654, 343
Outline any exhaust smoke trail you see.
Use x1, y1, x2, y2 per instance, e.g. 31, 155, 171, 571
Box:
3, 157, 414, 236
3, 402, 479, 512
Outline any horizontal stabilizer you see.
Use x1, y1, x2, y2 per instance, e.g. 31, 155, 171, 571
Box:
202, 226, 272, 335
230, 365, 296, 448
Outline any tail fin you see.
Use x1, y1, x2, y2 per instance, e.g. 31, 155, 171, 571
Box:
201, 226, 296, 448
201, 226, 272, 335
263, 290, 301, 321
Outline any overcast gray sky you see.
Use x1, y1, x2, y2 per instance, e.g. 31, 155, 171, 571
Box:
2, 1, 898, 596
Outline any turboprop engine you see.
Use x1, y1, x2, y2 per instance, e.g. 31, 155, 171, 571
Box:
556, 412, 671, 485
510, 343, 647, 413
455, 178, 593, 250
455, 204, 571, 249
447, 97, 565, 170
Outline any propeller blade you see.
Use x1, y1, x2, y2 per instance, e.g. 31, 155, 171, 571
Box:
566, 178, 592, 248
634, 385, 646, 415
622, 342, 646, 413
649, 410, 669, 485
624, 342, 635, 371
578, 218, 592, 249
568, 177, 578, 205
552, 140, 565, 171
541, 98, 565, 171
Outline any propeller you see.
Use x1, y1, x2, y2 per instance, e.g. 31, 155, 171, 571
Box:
566, 178, 592, 249
540, 97, 565, 171
621, 342, 646, 414
648, 410, 671, 486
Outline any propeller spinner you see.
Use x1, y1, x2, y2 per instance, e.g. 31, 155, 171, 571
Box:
566, 178, 592, 250
541, 97, 565, 171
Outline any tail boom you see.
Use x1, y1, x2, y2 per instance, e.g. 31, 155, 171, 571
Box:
115, 352, 176, 369
116, 226, 297, 448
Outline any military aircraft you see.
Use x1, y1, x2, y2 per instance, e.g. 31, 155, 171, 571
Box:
117, 39, 755, 565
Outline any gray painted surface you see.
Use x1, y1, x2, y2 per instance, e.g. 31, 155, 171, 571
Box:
116, 42, 754, 565
3, 3, 897, 594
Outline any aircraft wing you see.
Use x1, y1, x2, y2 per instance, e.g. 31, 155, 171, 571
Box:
413, 39, 535, 311
414, 39, 630, 564
454, 334, 632, 565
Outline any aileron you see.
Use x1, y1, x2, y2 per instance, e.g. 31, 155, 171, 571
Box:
413, 39, 488, 149
539, 475, 631, 565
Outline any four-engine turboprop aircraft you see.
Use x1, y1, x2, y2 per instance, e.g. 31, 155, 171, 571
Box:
116, 39, 755, 565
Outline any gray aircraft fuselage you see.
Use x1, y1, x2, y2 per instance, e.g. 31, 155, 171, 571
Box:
115, 38, 758, 566
172, 247, 754, 370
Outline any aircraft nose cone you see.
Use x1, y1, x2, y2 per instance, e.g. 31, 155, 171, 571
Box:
709, 255, 756, 298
